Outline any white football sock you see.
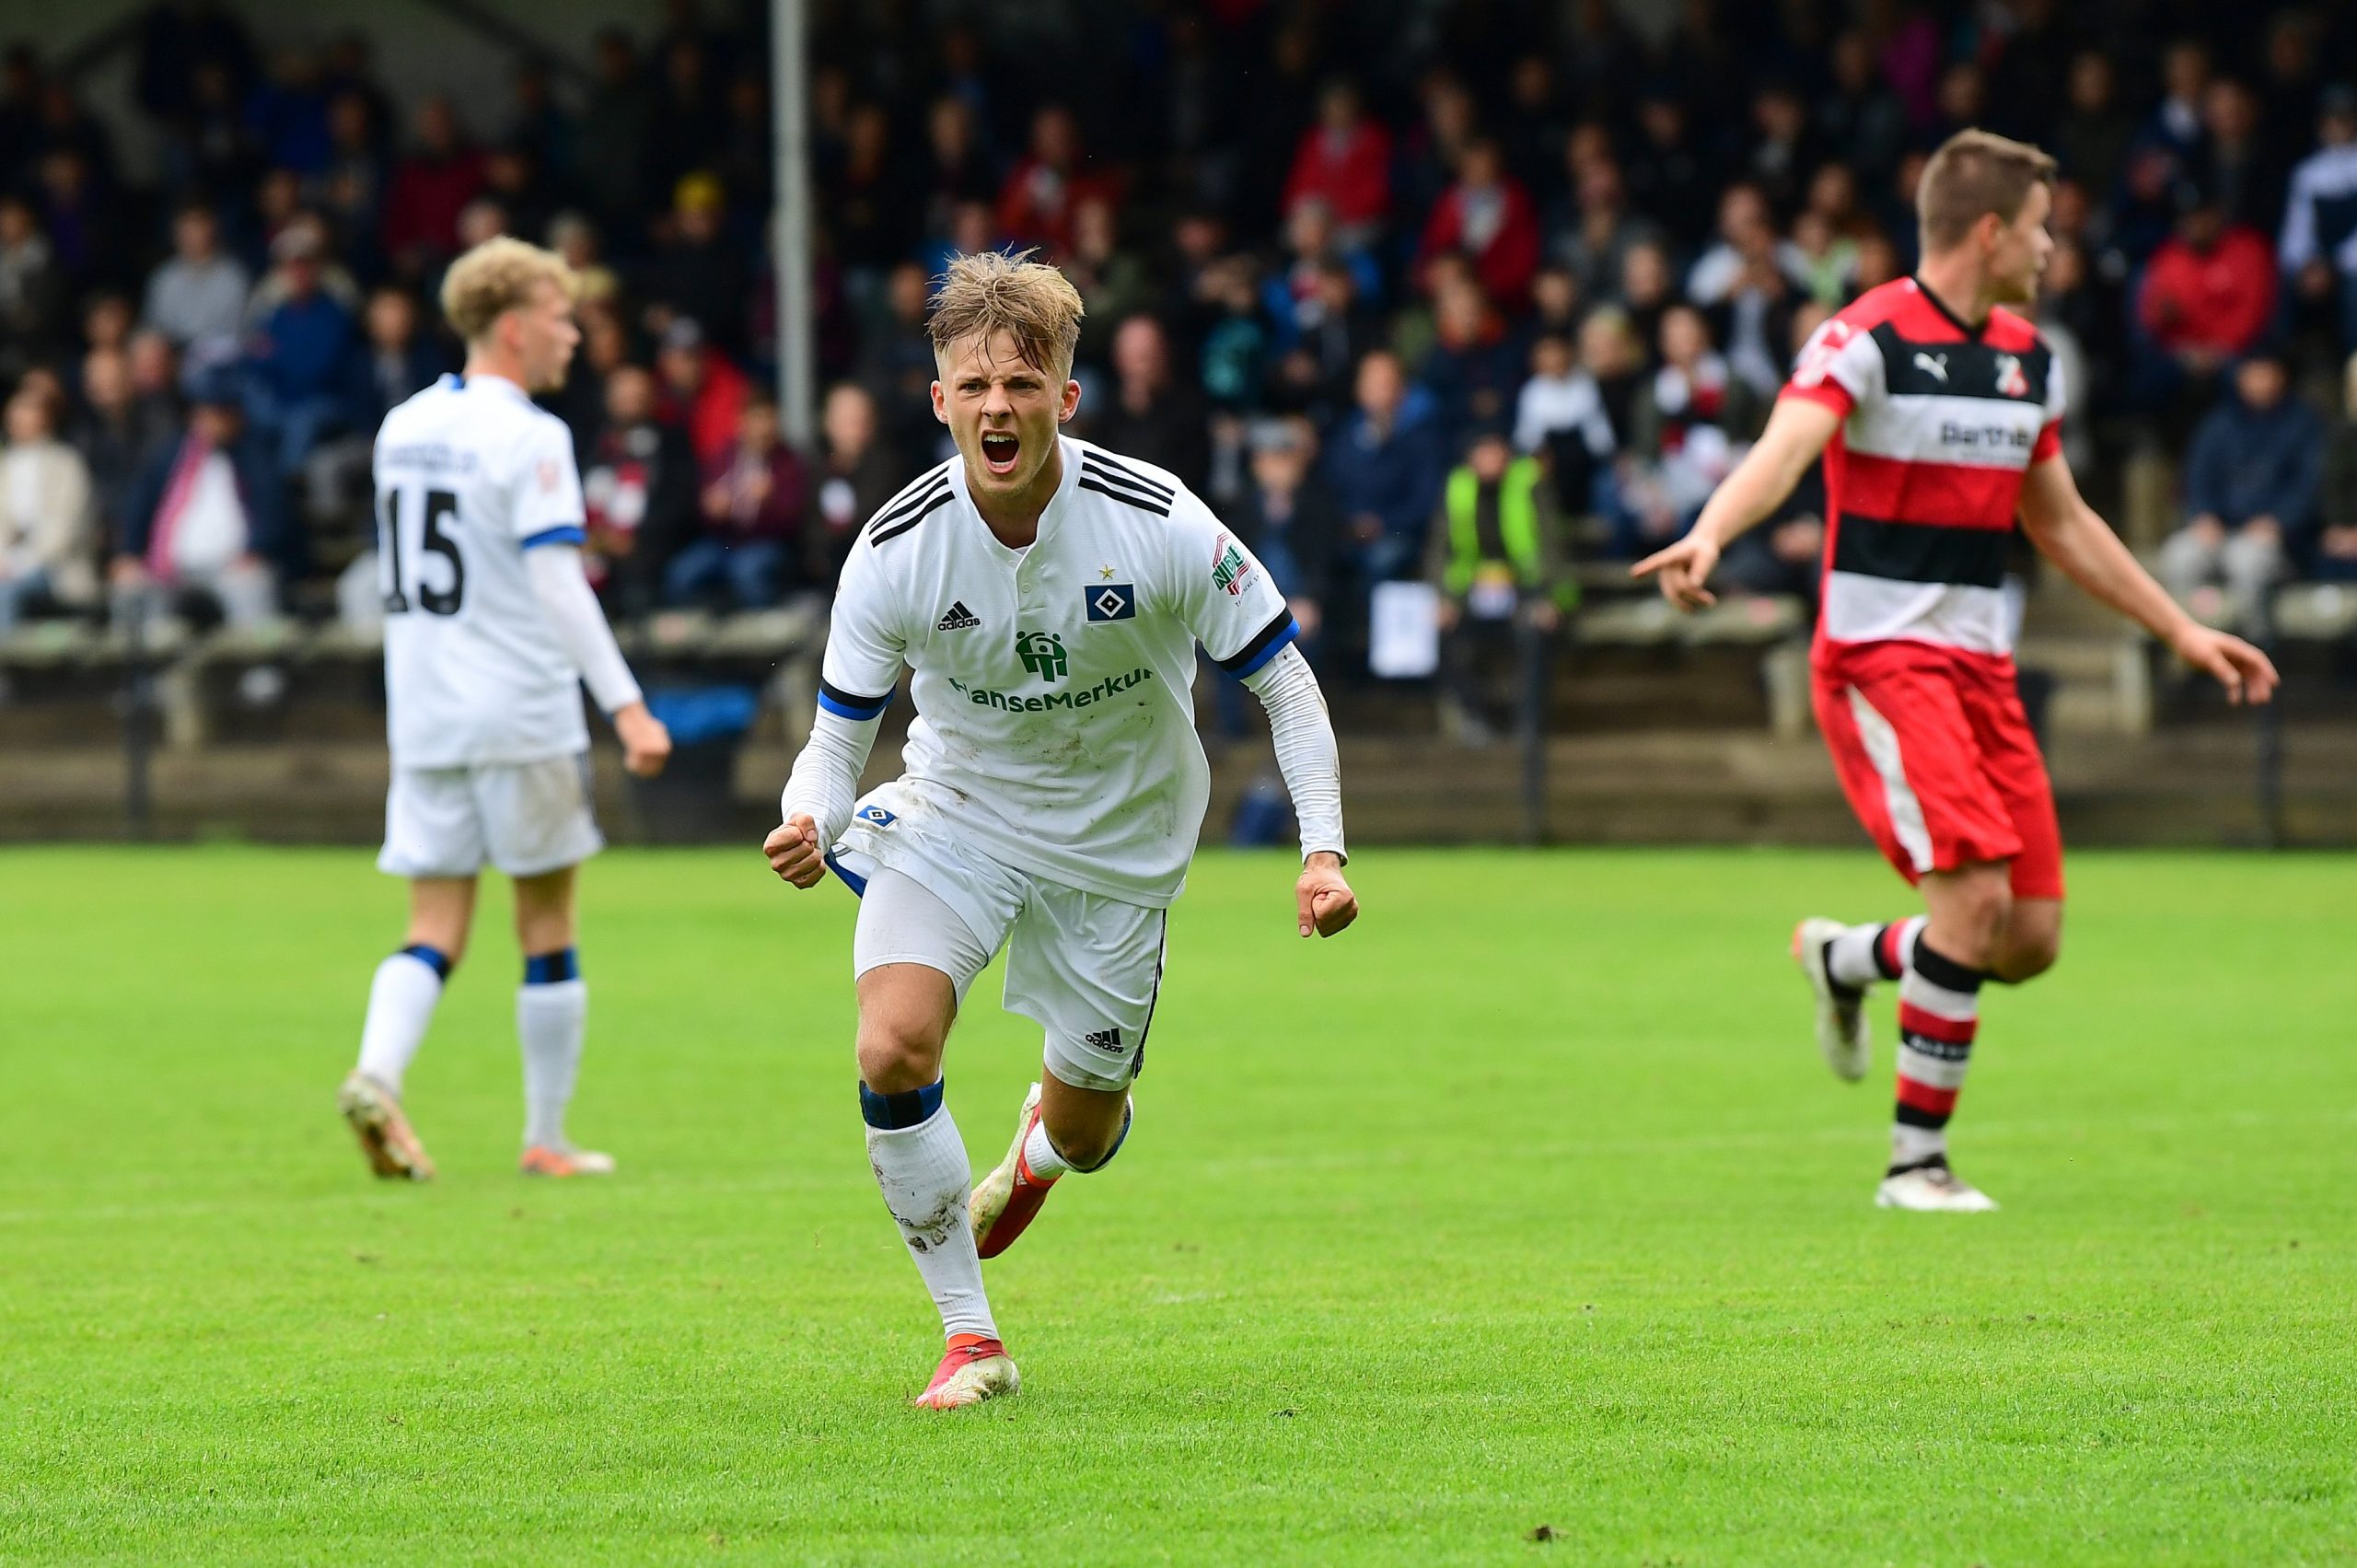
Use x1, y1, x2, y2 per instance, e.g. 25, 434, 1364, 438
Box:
1892, 1122, 1948, 1167
517, 977, 587, 1150
866, 1100, 996, 1341
355, 948, 447, 1093
1020, 1119, 1071, 1181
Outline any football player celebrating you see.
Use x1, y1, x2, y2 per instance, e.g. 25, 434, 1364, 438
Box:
1635, 131, 2276, 1212
764, 252, 1356, 1407
340, 238, 670, 1181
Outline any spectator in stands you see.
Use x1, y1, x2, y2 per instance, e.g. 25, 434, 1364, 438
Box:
2202, 78, 2285, 237
1744, 83, 1817, 214
1687, 184, 1775, 308
1624, 88, 1713, 250
347, 285, 444, 429
1328, 349, 1445, 587
243, 226, 356, 477
1282, 81, 1390, 248
2145, 40, 2212, 168
1514, 331, 1612, 518
918, 96, 994, 252
1710, 238, 1800, 400
1197, 255, 1270, 420
0, 195, 65, 386
1263, 199, 1380, 354
1818, 31, 1906, 188
667, 392, 807, 610
995, 105, 1109, 259
1063, 193, 1152, 340
579, 30, 654, 231
117, 377, 283, 627
1415, 139, 1540, 309
1628, 305, 1763, 540
581, 364, 694, 613
2136, 185, 2276, 412
1082, 315, 1211, 497
141, 203, 249, 353
1551, 156, 1666, 304
2313, 352, 2357, 584
124, 330, 181, 426
644, 173, 750, 354
1266, 259, 1378, 428
1427, 424, 1566, 744
1567, 307, 1646, 555
806, 381, 900, 590
655, 317, 750, 468
1231, 416, 1338, 660
2055, 52, 2134, 206
1615, 240, 1674, 355
380, 95, 484, 279
71, 346, 174, 545
2280, 86, 2357, 353
0, 388, 98, 635
1419, 276, 1522, 450
2160, 351, 2321, 629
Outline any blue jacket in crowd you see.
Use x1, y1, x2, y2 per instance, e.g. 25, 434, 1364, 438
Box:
1326, 384, 1446, 575
2183, 388, 2325, 538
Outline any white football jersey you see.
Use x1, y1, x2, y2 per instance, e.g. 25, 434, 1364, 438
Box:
821, 436, 1296, 907
373, 374, 591, 768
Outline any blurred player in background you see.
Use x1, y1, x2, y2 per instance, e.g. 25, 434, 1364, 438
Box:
1635, 131, 2277, 1212
339, 238, 671, 1182
763, 253, 1356, 1408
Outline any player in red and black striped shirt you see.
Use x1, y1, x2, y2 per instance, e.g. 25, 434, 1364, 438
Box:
1635, 130, 2278, 1212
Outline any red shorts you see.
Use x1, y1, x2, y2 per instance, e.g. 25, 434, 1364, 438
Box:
1812, 639, 2064, 900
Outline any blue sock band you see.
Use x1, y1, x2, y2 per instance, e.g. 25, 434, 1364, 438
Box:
399, 944, 452, 981
860, 1077, 944, 1130
523, 947, 580, 985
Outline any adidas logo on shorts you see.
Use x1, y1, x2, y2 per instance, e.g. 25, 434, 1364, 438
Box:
936, 600, 981, 631
1081, 1028, 1124, 1054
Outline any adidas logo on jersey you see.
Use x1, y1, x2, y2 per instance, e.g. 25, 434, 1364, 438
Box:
936, 601, 981, 631
1081, 1028, 1124, 1054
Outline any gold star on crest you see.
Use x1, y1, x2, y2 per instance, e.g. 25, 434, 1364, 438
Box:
1099, 564, 1116, 580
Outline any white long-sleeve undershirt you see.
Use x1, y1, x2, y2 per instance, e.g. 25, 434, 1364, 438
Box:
779, 705, 883, 850
778, 642, 1346, 865
524, 543, 643, 715
1240, 643, 1347, 863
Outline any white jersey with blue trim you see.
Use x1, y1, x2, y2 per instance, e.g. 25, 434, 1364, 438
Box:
373, 373, 593, 768
819, 436, 1297, 907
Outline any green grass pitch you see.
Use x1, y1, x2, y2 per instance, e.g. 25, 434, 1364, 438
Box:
2, 844, 2351, 1564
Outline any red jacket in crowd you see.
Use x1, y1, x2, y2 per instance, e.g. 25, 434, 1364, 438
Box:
1414, 177, 1543, 308
2138, 226, 2277, 361
1282, 120, 1393, 231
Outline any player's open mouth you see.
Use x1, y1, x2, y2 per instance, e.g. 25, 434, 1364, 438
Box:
981, 431, 1020, 475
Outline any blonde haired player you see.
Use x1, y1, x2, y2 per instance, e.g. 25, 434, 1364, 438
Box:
764, 252, 1357, 1408
1635, 131, 2276, 1211
339, 238, 670, 1181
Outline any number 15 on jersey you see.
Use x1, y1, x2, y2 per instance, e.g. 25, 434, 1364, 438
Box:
379, 486, 466, 616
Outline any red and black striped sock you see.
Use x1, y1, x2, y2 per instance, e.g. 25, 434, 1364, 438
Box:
1825, 914, 1925, 991
1891, 932, 1984, 1174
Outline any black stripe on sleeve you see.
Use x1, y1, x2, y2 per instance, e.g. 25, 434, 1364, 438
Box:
1215, 606, 1298, 673
817, 678, 892, 720
871, 487, 954, 544
1831, 514, 2011, 589
1077, 476, 1172, 517
1081, 455, 1174, 501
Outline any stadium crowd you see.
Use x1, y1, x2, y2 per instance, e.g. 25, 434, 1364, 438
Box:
6, 0, 2357, 672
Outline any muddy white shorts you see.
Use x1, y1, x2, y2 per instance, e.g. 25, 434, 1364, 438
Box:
377, 753, 603, 879
830, 802, 1167, 1093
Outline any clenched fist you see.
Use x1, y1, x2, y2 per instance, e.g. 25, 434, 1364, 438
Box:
764, 813, 826, 889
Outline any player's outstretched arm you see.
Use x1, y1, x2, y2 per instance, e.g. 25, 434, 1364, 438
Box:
1631, 397, 1841, 610
1240, 645, 1358, 937
522, 543, 671, 775
2018, 455, 2280, 705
